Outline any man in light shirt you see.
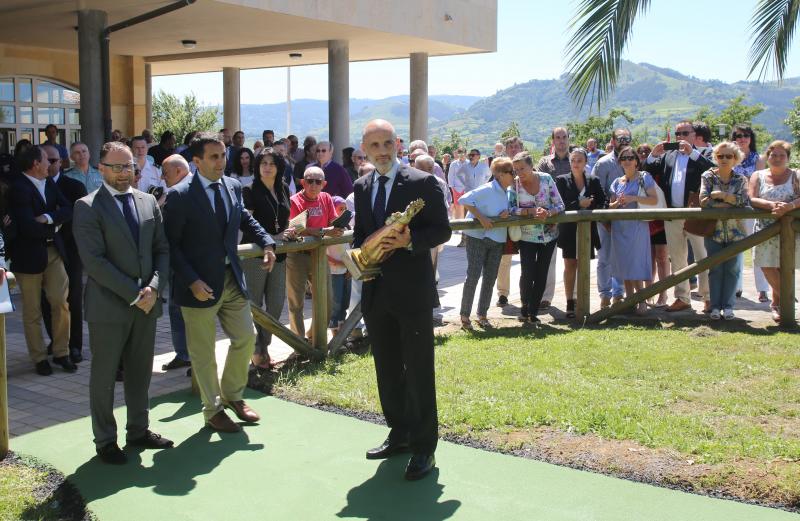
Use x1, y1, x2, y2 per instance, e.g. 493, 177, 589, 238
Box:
132, 136, 164, 193
64, 142, 103, 193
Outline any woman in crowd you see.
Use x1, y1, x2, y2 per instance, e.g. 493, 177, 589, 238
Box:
242, 148, 294, 369
607, 146, 658, 315
555, 148, 605, 318
637, 144, 669, 307
457, 157, 514, 329
327, 196, 351, 335
749, 140, 800, 321
233, 147, 255, 187
636, 144, 652, 164
510, 152, 565, 324
731, 124, 770, 302
700, 141, 750, 320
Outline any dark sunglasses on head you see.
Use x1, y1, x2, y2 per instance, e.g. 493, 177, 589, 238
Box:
304, 178, 324, 185
674, 131, 693, 137
733, 133, 751, 139
619, 155, 637, 161
716, 154, 735, 160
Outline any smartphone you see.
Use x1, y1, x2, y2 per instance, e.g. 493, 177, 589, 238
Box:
663, 142, 680, 151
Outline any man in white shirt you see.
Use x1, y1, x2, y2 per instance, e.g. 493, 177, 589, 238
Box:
132, 136, 164, 193
448, 148, 468, 221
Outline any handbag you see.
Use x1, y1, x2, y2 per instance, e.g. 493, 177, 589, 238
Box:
683, 191, 717, 237
508, 224, 522, 242
637, 172, 666, 221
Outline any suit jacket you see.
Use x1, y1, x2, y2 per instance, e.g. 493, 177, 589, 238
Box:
645, 150, 714, 208
555, 172, 605, 251
8, 175, 72, 274
55, 173, 88, 261
353, 164, 451, 314
163, 173, 274, 308
73, 186, 169, 323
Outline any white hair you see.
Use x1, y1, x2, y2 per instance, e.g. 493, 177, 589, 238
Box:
408, 139, 428, 153
414, 153, 435, 173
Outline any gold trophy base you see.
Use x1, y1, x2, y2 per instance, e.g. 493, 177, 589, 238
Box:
343, 248, 382, 281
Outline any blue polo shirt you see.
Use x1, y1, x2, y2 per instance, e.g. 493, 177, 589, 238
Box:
458, 179, 509, 243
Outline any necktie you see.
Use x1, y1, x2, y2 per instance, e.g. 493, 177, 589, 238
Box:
210, 182, 228, 232
114, 193, 139, 246
373, 175, 389, 227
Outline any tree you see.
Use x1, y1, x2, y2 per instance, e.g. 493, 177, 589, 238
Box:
564, 108, 634, 149
432, 129, 470, 156
152, 90, 219, 142
565, 1, 800, 108
784, 96, 800, 142
693, 95, 772, 145
500, 121, 521, 140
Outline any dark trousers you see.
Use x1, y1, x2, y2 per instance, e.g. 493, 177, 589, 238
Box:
519, 239, 557, 313
364, 281, 438, 454
42, 251, 83, 352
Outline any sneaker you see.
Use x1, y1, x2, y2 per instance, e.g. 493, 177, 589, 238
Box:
722, 309, 735, 321
496, 295, 508, 307
709, 309, 721, 320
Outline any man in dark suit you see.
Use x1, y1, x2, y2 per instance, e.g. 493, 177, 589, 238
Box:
353, 119, 451, 481
645, 120, 715, 312
41, 144, 87, 363
9, 145, 75, 376
74, 141, 173, 464
163, 133, 276, 433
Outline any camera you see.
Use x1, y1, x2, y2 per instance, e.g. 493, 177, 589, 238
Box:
147, 185, 164, 200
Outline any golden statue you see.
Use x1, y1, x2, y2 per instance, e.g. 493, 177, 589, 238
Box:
343, 198, 425, 281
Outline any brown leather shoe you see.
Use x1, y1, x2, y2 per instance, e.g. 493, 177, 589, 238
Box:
665, 299, 691, 312
224, 400, 260, 423
703, 300, 712, 313
206, 410, 241, 433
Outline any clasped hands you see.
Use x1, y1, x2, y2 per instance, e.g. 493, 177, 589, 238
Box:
772, 200, 797, 217
520, 207, 550, 222
135, 286, 157, 314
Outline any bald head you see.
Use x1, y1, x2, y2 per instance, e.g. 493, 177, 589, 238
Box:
361, 119, 398, 174
161, 154, 190, 188
413, 153, 435, 174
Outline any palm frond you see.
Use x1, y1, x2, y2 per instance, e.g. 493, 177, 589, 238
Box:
747, 0, 800, 81
564, 0, 650, 110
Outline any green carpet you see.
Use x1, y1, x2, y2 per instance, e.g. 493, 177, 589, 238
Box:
11, 391, 797, 521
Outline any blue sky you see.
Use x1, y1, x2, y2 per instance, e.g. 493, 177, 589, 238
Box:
153, 0, 800, 105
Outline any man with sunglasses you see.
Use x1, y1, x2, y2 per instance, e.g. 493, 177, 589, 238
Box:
645, 121, 715, 312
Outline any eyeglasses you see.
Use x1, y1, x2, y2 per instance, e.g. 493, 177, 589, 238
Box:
733, 133, 751, 139
618, 155, 637, 161
47, 158, 60, 164
615, 136, 631, 143
304, 178, 324, 185
468, 153, 479, 157
315, 149, 329, 154
353, 156, 365, 161
715, 154, 735, 160
101, 162, 135, 173
674, 131, 693, 137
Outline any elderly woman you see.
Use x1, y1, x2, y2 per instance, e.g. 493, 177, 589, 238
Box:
457, 157, 515, 329
510, 152, 565, 324
555, 148, 605, 318
608, 146, 659, 315
749, 140, 800, 321
700, 142, 750, 320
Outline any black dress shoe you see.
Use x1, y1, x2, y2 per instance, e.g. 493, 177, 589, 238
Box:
366, 438, 410, 460
35, 360, 53, 376
69, 349, 83, 364
127, 430, 174, 449
162, 356, 191, 371
96, 443, 127, 465
405, 453, 436, 481
52, 356, 77, 373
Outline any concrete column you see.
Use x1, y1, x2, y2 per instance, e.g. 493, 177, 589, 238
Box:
145, 63, 153, 131
327, 40, 349, 162
410, 52, 429, 143
223, 67, 240, 131
78, 9, 107, 166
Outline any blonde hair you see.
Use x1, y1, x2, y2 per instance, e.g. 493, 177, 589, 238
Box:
712, 141, 744, 166
490, 156, 513, 174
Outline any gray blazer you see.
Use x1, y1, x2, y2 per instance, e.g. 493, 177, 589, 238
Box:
73, 185, 170, 323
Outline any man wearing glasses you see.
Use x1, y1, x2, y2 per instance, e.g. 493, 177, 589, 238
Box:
646, 121, 715, 312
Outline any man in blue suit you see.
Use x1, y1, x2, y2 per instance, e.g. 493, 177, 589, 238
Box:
163, 134, 276, 433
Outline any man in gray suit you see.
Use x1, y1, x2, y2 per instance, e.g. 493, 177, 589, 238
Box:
74, 141, 173, 465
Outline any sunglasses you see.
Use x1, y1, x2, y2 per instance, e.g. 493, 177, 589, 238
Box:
615, 136, 631, 143
715, 154, 735, 160
101, 162, 135, 173
733, 133, 751, 139
304, 178, 324, 185
47, 158, 60, 164
618, 155, 637, 161
674, 131, 693, 137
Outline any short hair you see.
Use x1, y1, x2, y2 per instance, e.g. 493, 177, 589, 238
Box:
613, 128, 631, 139
162, 154, 189, 171
503, 136, 523, 148
18, 145, 44, 171
130, 135, 147, 145
490, 156, 513, 175
455, 147, 465, 154
692, 121, 712, 143
159, 130, 175, 144
408, 140, 428, 153
69, 141, 87, 152
189, 132, 223, 159
45, 124, 58, 133
551, 127, 569, 139
263, 129, 274, 137
712, 141, 744, 165
765, 140, 792, 159
303, 135, 317, 148
617, 146, 641, 169
98, 141, 132, 162
569, 147, 588, 162
730, 124, 758, 153
469, 148, 480, 156
233, 130, 245, 139
512, 151, 534, 167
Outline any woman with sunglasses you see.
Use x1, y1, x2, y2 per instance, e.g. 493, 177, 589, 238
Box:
607, 146, 659, 315
700, 142, 750, 320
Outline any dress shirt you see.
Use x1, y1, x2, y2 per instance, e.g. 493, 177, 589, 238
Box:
137, 160, 164, 192
448, 159, 467, 191
536, 153, 571, 177
64, 165, 103, 193
432, 162, 446, 184
461, 161, 491, 193
197, 174, 231, 218
23, 174, 53, 224
370, 160, 400, 209
458, 179, 510, 243
593, 152, 623, 199
645, 149, 702, 208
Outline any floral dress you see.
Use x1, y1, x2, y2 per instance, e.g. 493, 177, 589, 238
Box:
733, 151, 760, 178
509, 173, 564, 243
753, 169, 800, 268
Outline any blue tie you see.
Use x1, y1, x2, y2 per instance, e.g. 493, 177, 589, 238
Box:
114, 193, 139, 246
210, 182, 228, 232
373, 175, 389, 227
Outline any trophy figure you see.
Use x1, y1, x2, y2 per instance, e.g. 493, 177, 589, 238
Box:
343, 198, 425, 281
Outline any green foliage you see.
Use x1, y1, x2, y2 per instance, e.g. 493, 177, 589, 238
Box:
565, 108, 635, 148
693, 95, 772, 147
152, 90, 219, 142
783, 96, 800, 142
432, 129, 470, 156
500, 121, 522, 140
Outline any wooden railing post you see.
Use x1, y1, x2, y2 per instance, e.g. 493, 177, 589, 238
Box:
780, 215, 796, 326
311, 243, 329, 352
575, 221, 591, 320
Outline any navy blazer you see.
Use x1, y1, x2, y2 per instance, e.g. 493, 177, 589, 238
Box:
352, 164, 451, 314
645, 150, 714, 208
8, 175, 72, 274
55, 173, 88, 260
163, 173, 274, 308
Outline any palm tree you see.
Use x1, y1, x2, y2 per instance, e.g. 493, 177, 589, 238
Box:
565, 0, 799, 109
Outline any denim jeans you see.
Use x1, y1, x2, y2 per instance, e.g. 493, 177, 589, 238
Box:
704, 238, 740, 311
329, 273, 352, 327
597, 224, 623, 298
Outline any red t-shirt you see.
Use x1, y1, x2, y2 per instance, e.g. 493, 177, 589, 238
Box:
289, 191, 337, 229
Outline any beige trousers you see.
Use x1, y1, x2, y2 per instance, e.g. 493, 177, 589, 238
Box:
664, 219, 709, 302
285, 252, 331, 340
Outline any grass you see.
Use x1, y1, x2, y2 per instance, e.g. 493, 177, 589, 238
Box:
0, 457, 56, 520
275, 324, 800, 504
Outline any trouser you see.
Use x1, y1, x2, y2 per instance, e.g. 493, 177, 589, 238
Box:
16, 246, 70, 363
181, 269, 256, 421
330, 273, 352, 326
519, 240, 557, 313
365, 280, 438, 454
285, 252, 331, 339
496, 254, 512, 297
431, 247, 441, 283
737, 219, 769, 293
664, 220, 709, 302
42, 250, 82, 352
705, 238, 740, 311
89, 310, 157, 448
597, 224, 623, 299
242, 258, 287, 359
348, 279, 365, 331
460, 236, 504, 317
543, 247, 556, 302
168, 294, 189, 361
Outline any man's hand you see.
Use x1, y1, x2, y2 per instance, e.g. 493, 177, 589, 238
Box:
678, 140, 693, 156
135, 286, 157, 314
477, 214, 493, 230
651, 142, 666, 157
327, 227, 345, 238
34, 215, 48, 224
380, 226, 411, 251
261, 249, 276, 272
190, 279, 214, 302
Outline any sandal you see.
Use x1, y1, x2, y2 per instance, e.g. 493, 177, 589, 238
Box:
771, 306, 781, 322
460, 316, 474, 331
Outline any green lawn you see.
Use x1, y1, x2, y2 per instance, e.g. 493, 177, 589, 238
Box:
0, 457, 57, 520
276, 325, 800, 505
